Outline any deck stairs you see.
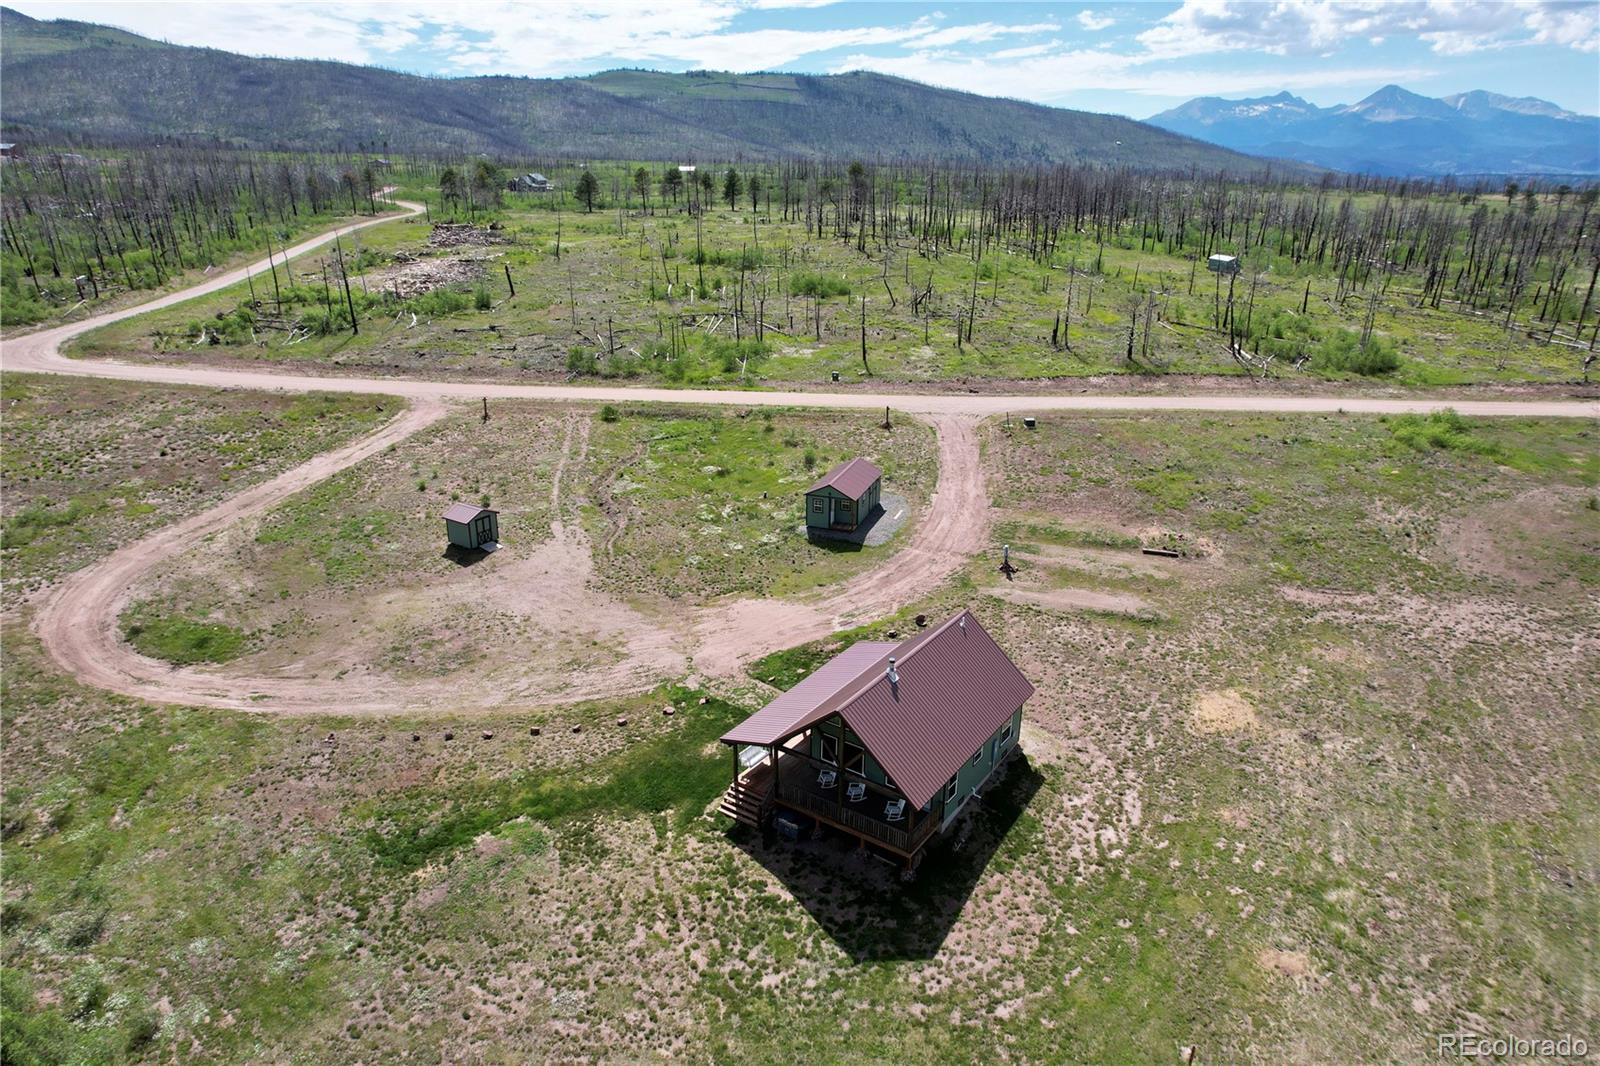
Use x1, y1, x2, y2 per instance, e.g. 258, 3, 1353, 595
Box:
719, 764, 773, 827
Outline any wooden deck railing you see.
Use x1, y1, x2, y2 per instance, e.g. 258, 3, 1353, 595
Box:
776, 782, 938, 855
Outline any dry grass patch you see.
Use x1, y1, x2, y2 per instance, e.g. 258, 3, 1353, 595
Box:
1192, 689, 1260, 734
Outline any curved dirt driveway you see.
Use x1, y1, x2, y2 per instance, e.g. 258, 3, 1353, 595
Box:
3, 206, 1596, 715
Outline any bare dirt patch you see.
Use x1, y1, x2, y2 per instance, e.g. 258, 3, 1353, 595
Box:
1192, 689, 1259, 733
1438, 487, 1597, 589
1259, 948, 1312, 979
369, 254, 488, 298
989, 584, 1151, 617
426, 222, 508, 249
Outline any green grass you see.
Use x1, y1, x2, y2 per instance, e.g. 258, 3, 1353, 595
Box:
121, 602, 248, 664
1386, 408, 1503, 458
588, 406, 936, 602
0, 376, 397, 608
1, 498, 86, 550
362, 686, 744, 871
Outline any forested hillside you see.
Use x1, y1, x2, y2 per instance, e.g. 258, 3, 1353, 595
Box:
0, 7, 1300, 173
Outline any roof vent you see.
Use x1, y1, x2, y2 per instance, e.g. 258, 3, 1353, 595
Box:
886, 657, 899, 685
959, 615, 966, 631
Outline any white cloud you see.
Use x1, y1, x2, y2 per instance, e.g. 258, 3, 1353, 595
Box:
1076, 10, 1115, 32
829, 47, 1432, 104
4, 1, 1060, 77
1138, 1, 1598, 60
913, 21, 1059, 49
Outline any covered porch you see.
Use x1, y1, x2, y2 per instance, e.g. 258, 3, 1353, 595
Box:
724, 736, 940, 860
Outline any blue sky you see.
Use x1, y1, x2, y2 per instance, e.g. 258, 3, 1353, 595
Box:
11, 1, 1599, 117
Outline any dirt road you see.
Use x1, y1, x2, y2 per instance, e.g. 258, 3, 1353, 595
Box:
4, 206, 1596, 715
33, 398, 450, 713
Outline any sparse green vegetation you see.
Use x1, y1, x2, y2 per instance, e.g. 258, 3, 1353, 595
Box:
3, 385, 1596, 1062
56, 158, 1600, 388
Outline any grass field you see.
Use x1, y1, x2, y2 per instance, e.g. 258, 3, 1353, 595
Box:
64, 189, 1597, 389
3, 375, 1596, 1062
0, 375, 396, 609
584, 404, 937, 602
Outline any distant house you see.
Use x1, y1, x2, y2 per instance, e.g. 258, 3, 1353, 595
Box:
1207, 253, 1240, 275
369, 157, 391, 169
804, 457, 881, 534
719, 609, 1033, 868
509, 172, 551, 192
443, 503, 499, 550
0, 143, 14, 160
677, 164, 697, 174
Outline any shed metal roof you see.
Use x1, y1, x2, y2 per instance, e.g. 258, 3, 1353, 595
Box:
804, 457, 881, 501
442, 503, 495, 524
721, 610, 1034, 810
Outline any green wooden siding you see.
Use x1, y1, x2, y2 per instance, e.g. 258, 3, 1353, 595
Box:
445, 512, 498, 549
808, 720, 894, 787
941, 706, 1023, 827
804, 477, 882, 531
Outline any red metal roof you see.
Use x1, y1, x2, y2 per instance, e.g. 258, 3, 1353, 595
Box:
721, 641, 897, 746
720, 610, 1034, 810
804, 457, 881, 500
442, 503, 494, 524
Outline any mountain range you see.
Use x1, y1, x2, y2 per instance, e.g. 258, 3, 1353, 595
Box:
1147, 85, 1599, 177
0, 7, 1291, 174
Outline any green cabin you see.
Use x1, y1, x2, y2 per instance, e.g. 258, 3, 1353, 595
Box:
804, 457, 882, 533
443, 503, 498, 550
718, 610, 1033, 869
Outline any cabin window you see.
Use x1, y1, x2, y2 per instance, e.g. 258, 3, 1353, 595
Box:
838, 499, 854, 512
943, 776, 958, 804
844, 742, 865, 776
997, 722, 1013, 748
971, 747, 984, 767
811, 499, 824, 514
819, 733, 838, 765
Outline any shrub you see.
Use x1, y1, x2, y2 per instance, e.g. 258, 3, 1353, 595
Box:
566, 346, 598, 374
2, 499, 85, 550
1246, 308, 1321, 364
1311, 329, 1400, 375
706, 338, 769, 374
1387, 409, 1502, 458
790, 272, 850, 298
599, 404, 620, 423
473, 284, 493, 310
803, 449, 817, 469
407, 288, 471, 318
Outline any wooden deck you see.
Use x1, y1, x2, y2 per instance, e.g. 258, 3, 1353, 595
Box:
722, 747, 939, 857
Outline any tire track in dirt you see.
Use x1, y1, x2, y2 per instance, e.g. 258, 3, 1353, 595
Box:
686, 414, 986, 676
32, 398, 451, 713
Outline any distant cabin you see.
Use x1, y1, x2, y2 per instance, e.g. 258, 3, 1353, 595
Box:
804, 458, 881, 533
678, 165, 697, 174
509, 173, 551, 192
719, 609, 1034, 868
1207, 253, 1240, 275
0, 143, 14, 160
443, 503, 498, 550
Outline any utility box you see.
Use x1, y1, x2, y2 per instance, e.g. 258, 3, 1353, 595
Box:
1207, 254, 1240, 275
